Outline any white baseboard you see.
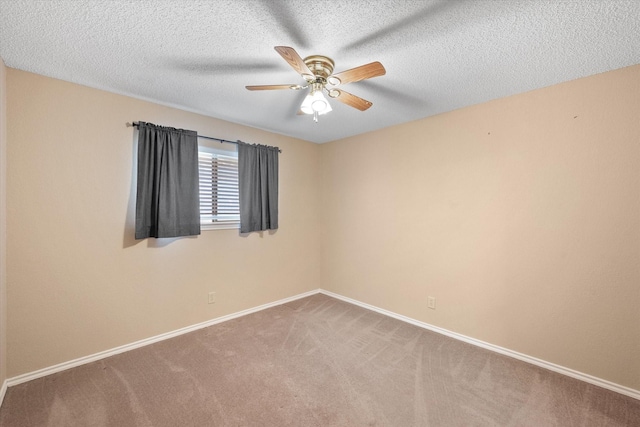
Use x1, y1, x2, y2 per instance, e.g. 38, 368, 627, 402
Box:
5, 287, 638, 402
0, 379, 7, 407
6, 289, 321, 388
319, 289, 640, 401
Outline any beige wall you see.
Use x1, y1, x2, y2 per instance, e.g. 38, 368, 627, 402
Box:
0, 58, 7, 388
5, 64, 639, 393
321, 64, 640, 391
6, 69, 322, 377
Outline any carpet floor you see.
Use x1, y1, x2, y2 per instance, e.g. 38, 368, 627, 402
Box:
0, 293, 638, 426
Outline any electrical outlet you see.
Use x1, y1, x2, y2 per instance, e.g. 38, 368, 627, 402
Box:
208, 292, 216, 304
427, 296, 436, 310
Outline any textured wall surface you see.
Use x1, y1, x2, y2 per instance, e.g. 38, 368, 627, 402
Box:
321, 64, 640, 391
6, 69, 322, 377
0, 58, 7, 390
4, 63, 640, 395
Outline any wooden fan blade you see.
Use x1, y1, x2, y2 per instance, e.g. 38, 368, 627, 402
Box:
274, 46, 315, 81
328, 89, 373, 111
328, 62, 386, 85
246, 84, 302, 91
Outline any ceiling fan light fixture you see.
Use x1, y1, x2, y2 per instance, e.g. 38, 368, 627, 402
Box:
248, 46, 385, 119
300, 89, 332, 116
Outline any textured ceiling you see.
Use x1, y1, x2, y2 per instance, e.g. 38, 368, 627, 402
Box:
0, 0, 639, 143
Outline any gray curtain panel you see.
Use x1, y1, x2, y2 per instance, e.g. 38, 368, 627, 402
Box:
135, 122, 201, 239
238, 143, 279, 233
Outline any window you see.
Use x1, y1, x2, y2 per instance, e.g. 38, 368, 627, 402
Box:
198, 146, 240, 229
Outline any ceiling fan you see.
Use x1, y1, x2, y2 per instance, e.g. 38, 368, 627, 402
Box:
246, 46, 386, 122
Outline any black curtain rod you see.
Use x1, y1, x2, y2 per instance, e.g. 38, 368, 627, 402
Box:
128, 122, 282, 153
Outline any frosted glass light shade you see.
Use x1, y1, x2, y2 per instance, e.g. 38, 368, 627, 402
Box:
301, 90, 332, 115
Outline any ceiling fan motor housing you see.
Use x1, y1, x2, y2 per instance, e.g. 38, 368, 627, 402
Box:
303, 55, 335, 83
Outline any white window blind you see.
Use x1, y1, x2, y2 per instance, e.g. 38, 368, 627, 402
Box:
198, 146, 240, 229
